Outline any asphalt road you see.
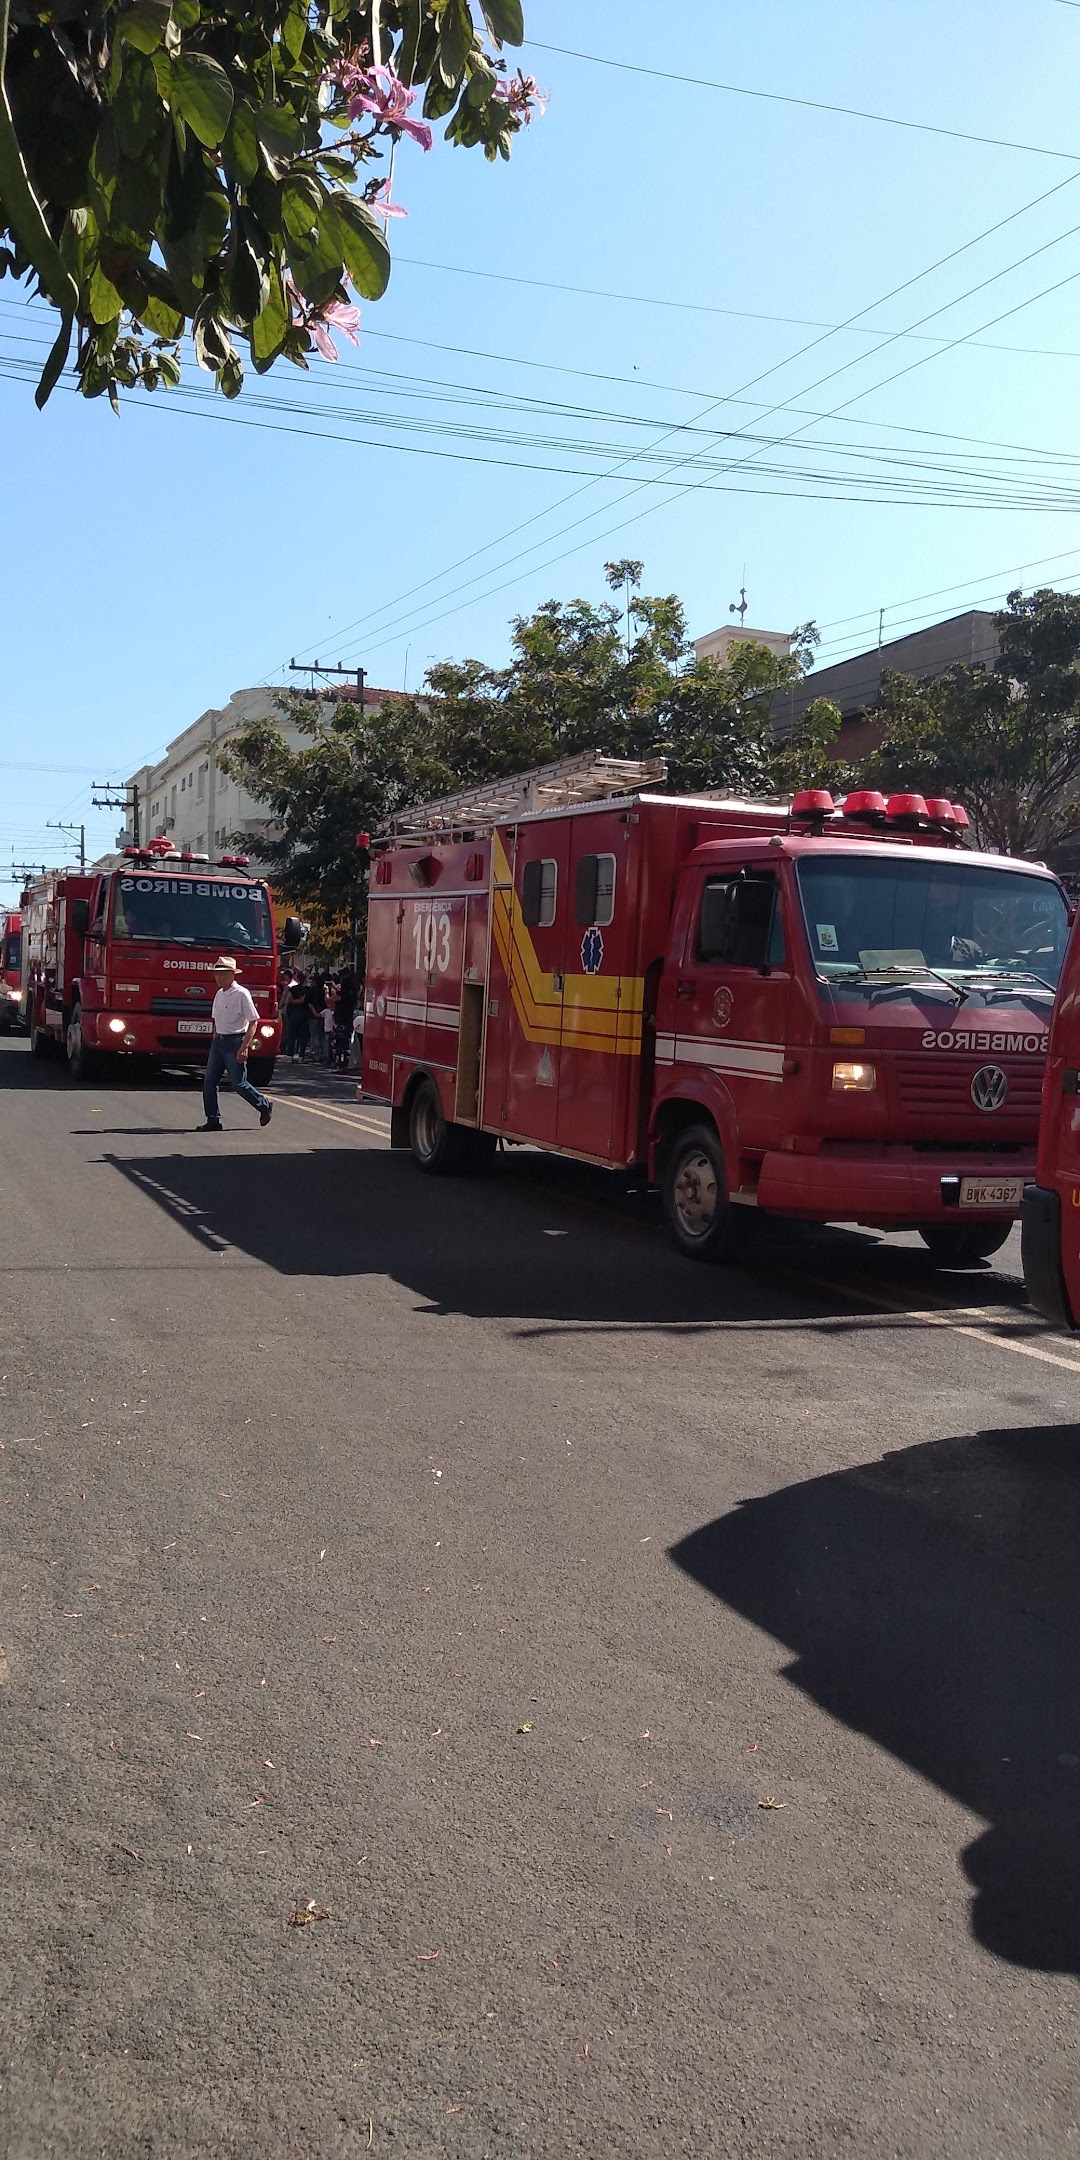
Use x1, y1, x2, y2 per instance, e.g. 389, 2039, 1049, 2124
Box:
1, 1036, 1077, 2160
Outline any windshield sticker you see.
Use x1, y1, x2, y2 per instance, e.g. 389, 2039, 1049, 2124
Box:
816, 923, 839, 952
858, 948, 926, 971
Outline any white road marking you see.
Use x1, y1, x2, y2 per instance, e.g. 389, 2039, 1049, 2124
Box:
800, 1272, 1080, 1375
277, 1097, 389, 1139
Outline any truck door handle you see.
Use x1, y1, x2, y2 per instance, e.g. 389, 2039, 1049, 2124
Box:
676, 979, 697, 999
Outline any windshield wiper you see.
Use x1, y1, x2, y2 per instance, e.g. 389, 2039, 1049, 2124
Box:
958, 969, 1056, 1000
825, 964, 966, 1007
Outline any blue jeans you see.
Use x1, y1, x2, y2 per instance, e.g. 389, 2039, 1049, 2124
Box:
203, 1034, 270, 1124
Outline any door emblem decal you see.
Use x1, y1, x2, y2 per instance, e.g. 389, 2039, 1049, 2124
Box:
712, 986, 733, 1029
581, 927, 604, 974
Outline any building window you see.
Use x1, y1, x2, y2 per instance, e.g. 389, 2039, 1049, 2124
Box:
575, 853, 616, 927
197, 762, 207, 801
521, 857, 558, 928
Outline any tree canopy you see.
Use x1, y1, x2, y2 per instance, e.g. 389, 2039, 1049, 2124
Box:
217, 576, 842, 955
866, 588, 1080, 857
0, 0, 532, 407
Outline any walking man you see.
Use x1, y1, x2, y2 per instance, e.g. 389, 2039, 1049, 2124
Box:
198, 955, 273, 1133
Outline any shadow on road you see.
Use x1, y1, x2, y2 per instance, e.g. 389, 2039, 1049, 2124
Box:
98, 1138, 1036, 1337
671, 1424, 1080, 1974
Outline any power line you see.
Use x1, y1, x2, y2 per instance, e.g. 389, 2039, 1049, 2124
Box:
526, 38, 1080, 163
270, 166, 1080, 668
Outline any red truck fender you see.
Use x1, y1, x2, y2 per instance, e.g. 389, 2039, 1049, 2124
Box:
649, 1073, 741, 1191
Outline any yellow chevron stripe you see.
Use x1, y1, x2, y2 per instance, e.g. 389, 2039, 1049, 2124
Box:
491, 832, 643, 1056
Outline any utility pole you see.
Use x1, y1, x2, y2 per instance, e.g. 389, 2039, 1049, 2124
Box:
93, 781, 139, 847
46, 820, 86, 870
878, 607, 885, 651
289, 659, 366, 700
6, 863, 46, 888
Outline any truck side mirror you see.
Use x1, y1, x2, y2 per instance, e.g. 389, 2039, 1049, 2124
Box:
70, 898, 90, 935
282, 915, 305, 949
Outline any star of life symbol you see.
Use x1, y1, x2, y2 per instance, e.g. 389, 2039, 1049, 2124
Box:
580, 927, 604, 974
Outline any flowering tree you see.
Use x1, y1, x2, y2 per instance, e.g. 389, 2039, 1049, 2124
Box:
0, 0, 536, 407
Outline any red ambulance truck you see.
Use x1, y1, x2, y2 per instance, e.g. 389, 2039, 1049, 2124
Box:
22, 842, 299, 1081
0, 908, 22, 1032
363, 756, 1069, 1266
1021, 912, 1080, 1326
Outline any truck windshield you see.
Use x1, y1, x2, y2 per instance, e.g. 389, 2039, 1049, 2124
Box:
796, 854, 1069, 991
111, 875, 273, 949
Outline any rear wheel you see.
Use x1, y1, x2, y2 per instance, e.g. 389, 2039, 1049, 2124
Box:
66, 1003, 101, 1084
918, 1221, 1013, 1267
661, 1121, 743, 1262
409, 1076, 472, 1175
30, 1019, 53, 1058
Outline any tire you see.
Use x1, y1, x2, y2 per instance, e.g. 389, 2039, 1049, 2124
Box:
30, 1015, 53, 1059
66, 1003, 101, 1084
408, 1076, 472, 1175
246, 1056, 276, 1087
661, 1120, 742, 1262
918, 1222, 1013, 1267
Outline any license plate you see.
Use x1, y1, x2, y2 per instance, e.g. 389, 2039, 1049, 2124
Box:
958, 1176, 1025, 1210
176, 1019, 213, 1036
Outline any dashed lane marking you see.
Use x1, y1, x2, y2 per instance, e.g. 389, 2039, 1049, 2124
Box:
275, 1096, 389, 1139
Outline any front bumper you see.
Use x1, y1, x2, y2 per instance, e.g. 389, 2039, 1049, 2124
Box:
756, 1144, 1034, 1228
85, 1012, 281, 1059
1021, 1184, 1074, 1330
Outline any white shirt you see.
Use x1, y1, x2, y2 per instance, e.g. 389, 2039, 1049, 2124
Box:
212, 981, 258, 1035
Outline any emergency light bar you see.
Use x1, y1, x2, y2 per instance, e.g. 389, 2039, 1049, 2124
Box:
791, 790, 972, 843
217, 853, 250, 868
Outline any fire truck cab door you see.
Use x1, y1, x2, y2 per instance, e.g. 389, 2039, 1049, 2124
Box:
494, 822, 570, 1145
669, 864, 790, 1155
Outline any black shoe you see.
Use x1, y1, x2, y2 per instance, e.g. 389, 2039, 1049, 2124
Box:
260, 1102, 273, 1128
197, 1121, 223, 1132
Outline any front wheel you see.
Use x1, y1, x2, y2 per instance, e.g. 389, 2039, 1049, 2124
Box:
409, 1077, 472, 1175
30, 1013, 53, 1059
661, 1121, 743, 1263
918, 1221, 1013, 1267
246, 1056, 276, 1087
66, 1003, 101, 1084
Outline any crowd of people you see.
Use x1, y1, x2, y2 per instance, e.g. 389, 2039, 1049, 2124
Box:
279, 965, 363, 1069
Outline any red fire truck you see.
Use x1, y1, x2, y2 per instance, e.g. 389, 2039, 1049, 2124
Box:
362, 755, 1069, 1266
22, 842, 300, 1081
0, 907, 23, 1033
1021, 913, 1080, 1327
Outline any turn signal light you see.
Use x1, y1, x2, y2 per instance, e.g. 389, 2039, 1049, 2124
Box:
832, 1059, 876, 1091
829, 1027, 865, 1046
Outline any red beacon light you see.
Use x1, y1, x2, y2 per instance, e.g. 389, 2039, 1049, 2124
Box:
949, 803, 971, 835
355, 830, 371, 851
217, 853, 251, 868
791, 789, 835, 821
924, 798, 954, 823
885, 793, 929, 824
841, 789, 887, 822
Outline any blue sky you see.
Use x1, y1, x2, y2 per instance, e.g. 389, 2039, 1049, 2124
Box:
5, 0, 1080, 886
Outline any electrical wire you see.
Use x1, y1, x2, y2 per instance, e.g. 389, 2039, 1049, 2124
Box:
526, 38, 1080, 164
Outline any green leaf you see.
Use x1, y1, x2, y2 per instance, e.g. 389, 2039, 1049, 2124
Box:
422, 71, 458, 121
223, 101, 260, 185
282, 171, 323, 240
113, 48, 162, 159
89, 261, 123, 324
438, 0, 474, 85
282, 2, 308, 66
119, 0, 172, 54
168, 53, 234, 149
479, 0, 524, 46
328, 192, 390, 301
257, 103, 304, 173
219, 351, 243, 398
286, 215, 345, 310
251, 264, 289, 368
156, 350, 183, 385
173, 0, 201, 26
34, 314, 74, 410
141, 290, 184, 337
192, 299, 232, 370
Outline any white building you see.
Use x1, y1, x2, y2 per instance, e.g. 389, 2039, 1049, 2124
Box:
692, 624, 793, 667
125, 682, 403, 871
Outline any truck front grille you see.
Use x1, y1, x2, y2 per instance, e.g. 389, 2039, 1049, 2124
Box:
892, 1055, 1043, 1117
149, 997, 213, 1017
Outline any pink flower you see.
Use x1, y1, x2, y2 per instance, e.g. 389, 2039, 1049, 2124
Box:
286, 278, 362, 362
370, 180, 407, 222
493, 71, 548, 123
348, 65, 433, 151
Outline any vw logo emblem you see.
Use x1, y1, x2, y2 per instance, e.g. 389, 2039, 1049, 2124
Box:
970, 1063, 1008, 1112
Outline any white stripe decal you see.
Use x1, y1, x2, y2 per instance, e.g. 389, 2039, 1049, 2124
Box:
655, 1033, 785, 1083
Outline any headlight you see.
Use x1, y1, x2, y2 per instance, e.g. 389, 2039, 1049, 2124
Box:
106, 1016, 127, 1035
832, 1060, 876, 1091
259, 1024, 275, 1039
